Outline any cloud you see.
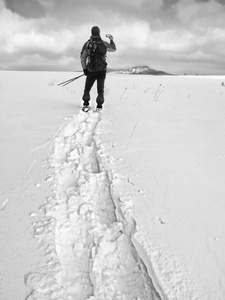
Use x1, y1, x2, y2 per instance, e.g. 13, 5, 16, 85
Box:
0, 0, 79, 70
1, 0, 225, 74
174, 0, 225, 29
172, 0, 225, 64
4, 0, 46, 18
36, 0, 55, 9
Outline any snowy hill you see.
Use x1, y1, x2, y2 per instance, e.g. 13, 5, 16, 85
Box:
110, 65, 172, 75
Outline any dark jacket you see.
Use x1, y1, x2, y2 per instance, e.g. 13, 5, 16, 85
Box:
80, 35, 116, 71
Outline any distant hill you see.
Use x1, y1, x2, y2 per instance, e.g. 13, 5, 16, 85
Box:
108, 65, 172, 75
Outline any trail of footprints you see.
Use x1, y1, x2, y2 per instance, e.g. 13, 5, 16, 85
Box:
25, 111, 162, 300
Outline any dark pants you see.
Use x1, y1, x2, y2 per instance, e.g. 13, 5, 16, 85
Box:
82, 70, 106, 107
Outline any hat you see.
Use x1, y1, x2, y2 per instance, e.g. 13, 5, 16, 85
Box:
91, 26, 100, 36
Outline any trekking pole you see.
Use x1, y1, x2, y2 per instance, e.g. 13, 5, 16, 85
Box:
57, 74, 84, 86
57, 74, 85, 87
58, 74, 85, 86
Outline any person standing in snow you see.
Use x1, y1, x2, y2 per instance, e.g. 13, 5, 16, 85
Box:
80, 26, 116, 111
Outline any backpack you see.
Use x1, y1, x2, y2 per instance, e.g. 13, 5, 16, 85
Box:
87, 37, 107, 71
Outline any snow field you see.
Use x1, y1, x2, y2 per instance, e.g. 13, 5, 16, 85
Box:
25, 111, 162, 299
1, 71, 225, 300
94, 74, 225, 300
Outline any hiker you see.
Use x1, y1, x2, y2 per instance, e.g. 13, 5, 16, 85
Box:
80, 26, 116, 111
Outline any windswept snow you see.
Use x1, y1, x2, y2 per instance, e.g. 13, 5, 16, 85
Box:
25, 111, 162, 300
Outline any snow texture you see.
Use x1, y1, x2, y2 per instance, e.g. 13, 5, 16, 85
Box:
1, 71, 225, 300
25, 111, 162, 300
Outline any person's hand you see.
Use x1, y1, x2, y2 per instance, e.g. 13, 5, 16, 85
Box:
83, 68, 88, 76
106, 34, 114, 40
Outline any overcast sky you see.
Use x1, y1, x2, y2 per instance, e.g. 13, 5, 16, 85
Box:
1, 0, 225, 74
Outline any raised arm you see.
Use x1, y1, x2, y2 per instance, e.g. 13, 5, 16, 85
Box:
104, 34, 116, 52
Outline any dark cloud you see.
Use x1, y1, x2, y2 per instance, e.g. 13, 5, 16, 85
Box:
5, 0, 46, 18
195, 0, 225, 3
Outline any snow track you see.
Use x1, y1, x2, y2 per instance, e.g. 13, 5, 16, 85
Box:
25, 111, 162, 300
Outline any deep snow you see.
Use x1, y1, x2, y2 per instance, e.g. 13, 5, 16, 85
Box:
0, 71, 225, 300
